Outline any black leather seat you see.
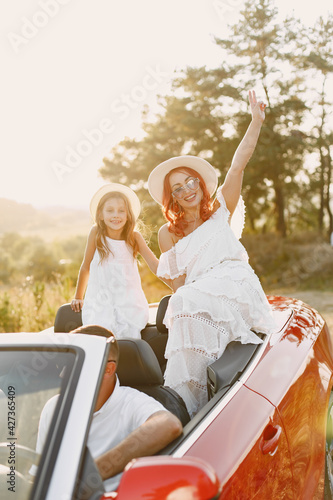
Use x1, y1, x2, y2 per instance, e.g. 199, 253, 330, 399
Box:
54, 297, 172, 335
54, 303, 82, 333
55, 298, 172, 373
141, 295, 171, 372
207, 341, 262, 400
155, 295, 171, 334
117, 338, 190, 426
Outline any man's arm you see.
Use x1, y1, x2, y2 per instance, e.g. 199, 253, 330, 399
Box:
95, 411, 182, 481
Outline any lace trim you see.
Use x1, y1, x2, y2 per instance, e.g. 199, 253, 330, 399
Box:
166, 301, 265, 344
166, 371, 212, 395
173, 312, 230, 338
171, 295, 253, 330
190, 348, 219, 361
188, 379, 207, 392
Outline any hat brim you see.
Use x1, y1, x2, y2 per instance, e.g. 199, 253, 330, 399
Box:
90, 183, 141, 222
147, 156, 218, 205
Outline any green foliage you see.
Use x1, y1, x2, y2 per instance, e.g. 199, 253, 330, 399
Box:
0, 229, 332, 332
0, 292, 22, 332
242, 232, 333, 290
99, 0, 333, 238
0, 232, 84, 287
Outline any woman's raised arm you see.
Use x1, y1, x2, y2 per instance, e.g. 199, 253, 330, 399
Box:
222, 90, 266, 216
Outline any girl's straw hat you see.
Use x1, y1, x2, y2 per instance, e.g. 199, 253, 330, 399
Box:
148, 155, 218, 205
90, 183, 141, 222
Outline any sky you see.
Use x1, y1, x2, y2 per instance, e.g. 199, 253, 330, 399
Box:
1, 0, 332, 210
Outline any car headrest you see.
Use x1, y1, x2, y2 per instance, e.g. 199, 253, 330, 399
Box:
54, 304, 82, 333
156, 295, 171, 334
117, 338, 163, 387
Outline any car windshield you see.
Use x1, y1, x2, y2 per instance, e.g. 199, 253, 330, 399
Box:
0, 348, 76, 500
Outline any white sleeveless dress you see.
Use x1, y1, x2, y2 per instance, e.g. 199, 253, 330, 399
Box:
157, 188, 276, 417
82, 237, 149, 339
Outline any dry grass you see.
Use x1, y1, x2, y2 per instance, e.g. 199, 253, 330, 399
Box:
1, 279, 332, 334
1, 231, 332, 333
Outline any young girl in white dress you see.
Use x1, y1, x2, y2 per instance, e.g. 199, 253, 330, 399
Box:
71, 183, 158, 339
148, 90, 277, 417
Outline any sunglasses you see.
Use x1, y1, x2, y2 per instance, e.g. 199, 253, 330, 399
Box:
171, 177, 200, 200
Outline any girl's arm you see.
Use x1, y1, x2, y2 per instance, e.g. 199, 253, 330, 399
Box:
71, 226, 97, 312
135, 232, 159, 275
135, 231, 174, 291
222, 90, 266, 216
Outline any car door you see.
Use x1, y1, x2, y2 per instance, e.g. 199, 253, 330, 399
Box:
175, 383, 293, 499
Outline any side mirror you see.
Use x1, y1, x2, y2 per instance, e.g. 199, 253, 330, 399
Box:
115, 456, 221, 499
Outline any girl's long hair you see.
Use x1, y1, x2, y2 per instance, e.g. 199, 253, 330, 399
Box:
95, 192, 138, 262
162, 167, 214, 237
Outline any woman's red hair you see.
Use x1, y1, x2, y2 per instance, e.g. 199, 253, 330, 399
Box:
162, 167, 214, 237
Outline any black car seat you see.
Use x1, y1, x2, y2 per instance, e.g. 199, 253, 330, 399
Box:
141, 295, 171, 372
54, 303, 82, 333
115, 338, 190, 426
55, 298, 172, 373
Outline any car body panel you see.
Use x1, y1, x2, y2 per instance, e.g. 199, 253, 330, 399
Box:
113, 456, 221, 500
244, 297, 333, 498
175, 384, 293, 499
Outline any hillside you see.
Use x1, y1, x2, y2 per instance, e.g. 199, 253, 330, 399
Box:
0, 198, 92, 240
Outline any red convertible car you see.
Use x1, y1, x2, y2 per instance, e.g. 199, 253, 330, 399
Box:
0, 294, 332, 499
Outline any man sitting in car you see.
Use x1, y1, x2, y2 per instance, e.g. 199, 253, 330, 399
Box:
31, 325, 183, 492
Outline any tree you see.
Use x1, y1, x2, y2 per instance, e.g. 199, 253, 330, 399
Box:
213, 0, 312, 236
100, 0, 331, 236
286, 14, 333, 236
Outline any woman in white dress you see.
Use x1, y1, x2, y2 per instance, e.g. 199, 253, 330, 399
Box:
71, 183, 158, 339
148, 90, 276, 417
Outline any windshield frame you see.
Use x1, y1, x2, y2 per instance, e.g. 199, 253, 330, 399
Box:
0, 344, 85, 500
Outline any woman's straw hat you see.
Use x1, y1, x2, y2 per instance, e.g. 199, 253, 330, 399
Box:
148, 155, 218, 205
90, 183, 141, 221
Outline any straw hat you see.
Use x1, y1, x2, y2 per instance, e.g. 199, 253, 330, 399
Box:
89, 183, 141, 222
147, 155, 218, 205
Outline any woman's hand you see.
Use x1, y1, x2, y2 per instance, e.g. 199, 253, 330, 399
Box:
71, 299, 84, 312
249, 90, 266, 124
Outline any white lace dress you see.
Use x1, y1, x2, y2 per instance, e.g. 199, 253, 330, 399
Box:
82, 237, 149, 339
157, 188, 276, 417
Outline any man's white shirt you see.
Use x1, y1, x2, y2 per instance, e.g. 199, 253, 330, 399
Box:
31, 377, 166, 492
